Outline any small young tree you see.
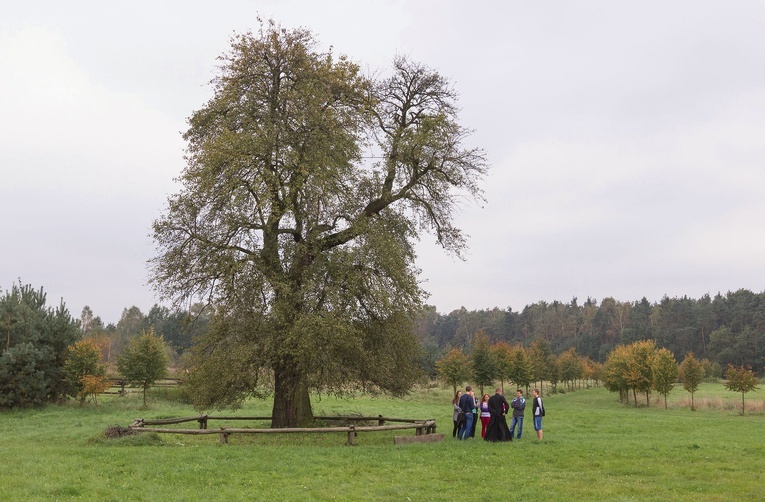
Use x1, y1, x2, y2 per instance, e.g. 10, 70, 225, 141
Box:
436, 348, 473, 395
679, 353, 704, 411
117, 328, 168, 407
527, 339, 554, 394
64, 338, 107, 405
510, 344, 534, 393
724, 364, 760, 416
471, 331, 495, 396
557, 348, 583, 392
625, 340, 657, 407
78, 374, 110, 405
490, 341, 513, 393
602, 344, 631, 403
652, 348, 678, 409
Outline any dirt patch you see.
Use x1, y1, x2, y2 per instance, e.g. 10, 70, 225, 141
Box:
104, 425, 139, 439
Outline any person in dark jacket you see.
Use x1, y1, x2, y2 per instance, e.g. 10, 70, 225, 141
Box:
457, 386, 475, 440
483, 387, 512, 442
509, 389, 526, 439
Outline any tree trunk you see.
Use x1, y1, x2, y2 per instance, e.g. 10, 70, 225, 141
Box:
271, 361, 313, 428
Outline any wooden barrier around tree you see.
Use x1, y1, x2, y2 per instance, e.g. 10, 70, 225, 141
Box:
129, 415, 437, 445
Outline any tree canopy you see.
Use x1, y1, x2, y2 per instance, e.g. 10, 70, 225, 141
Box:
151, 21, 486, 426
413, 289, 765, 377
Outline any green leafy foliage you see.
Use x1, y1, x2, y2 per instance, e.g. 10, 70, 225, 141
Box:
489, 341, 513, 391
625, 340, 657, 407
557, 347, 583, 392
679, 353, 704, 411
652, 347, 678, 409
435, 348, 472, 394
602, 344, 631, 403
470, 331, 495, 395
117, 329, 168, 408
601, 341, 660, 407
723, 364, 760, 415
64, 339, 107, 405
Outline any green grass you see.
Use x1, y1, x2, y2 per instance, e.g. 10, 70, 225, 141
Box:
0, 384, 762, 501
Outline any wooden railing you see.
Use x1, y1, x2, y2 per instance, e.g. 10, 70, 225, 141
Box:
102, 377, 181, 395
129, 414, 438, 445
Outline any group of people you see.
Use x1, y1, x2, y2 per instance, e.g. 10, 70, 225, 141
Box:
452, 386, 545, 442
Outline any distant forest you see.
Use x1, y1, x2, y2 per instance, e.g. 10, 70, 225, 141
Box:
414, 289, 765, 375
76, 288, 765, 378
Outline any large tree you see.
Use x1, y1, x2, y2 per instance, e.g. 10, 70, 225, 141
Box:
151, 22, 486, 427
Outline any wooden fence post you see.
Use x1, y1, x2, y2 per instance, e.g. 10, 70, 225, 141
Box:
219, 431, 230, 444
197, 414, 208, 429
347, 425, 355, 446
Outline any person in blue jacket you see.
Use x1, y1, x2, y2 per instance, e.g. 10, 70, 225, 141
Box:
457, 385, 476, 440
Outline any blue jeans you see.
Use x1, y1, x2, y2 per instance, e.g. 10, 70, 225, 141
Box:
510, 416, 523, 438
458, 412, 474, 440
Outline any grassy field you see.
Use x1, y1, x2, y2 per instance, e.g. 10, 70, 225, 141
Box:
0, 383, 762, 501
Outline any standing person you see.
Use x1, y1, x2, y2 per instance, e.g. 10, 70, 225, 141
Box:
510, 389, 526, 439
532, 388, 545, 440
452, 391, 463, 438
457, 386, 475, 440
479, 394, 491, 438
484, 387, 512, 442
469, 391, 479, 438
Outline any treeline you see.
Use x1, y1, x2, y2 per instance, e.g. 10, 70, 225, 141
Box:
77, 303, 210, 366
1, 282, 205, 409
434, 334, 760, 413
416, 289, 765, 375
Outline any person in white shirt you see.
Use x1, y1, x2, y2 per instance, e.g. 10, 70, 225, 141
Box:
532, 388, 545, 440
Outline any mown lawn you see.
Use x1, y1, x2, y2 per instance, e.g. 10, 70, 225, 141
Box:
0, 383, 762, 501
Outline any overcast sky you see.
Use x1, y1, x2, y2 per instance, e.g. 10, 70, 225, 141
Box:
2, 1, 764, 324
